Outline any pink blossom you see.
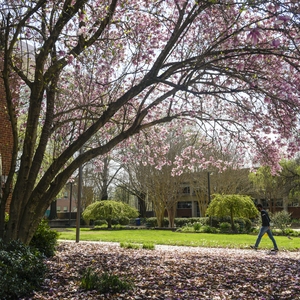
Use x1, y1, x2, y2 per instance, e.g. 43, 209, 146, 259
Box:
271, 39, 280, 48
247, 27, 262, 45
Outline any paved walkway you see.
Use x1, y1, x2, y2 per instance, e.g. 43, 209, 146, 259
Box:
59, 239, 300, 259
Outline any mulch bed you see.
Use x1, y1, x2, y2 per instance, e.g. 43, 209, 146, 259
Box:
23, 241, 300, 299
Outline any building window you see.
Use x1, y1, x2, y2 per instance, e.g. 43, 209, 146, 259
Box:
57, 206, 61, 212
177, 201, 192, 209
64, 206, 68, 212
182, 186, 190, 195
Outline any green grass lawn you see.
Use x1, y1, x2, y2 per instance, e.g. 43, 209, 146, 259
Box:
57, 228, 300, 251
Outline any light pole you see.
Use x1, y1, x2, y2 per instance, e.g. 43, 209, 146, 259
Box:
76, 149, 83, 243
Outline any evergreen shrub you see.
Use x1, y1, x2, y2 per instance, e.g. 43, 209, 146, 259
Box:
219, 222, 231, 233
94, 219, 108, 226
118, 216, 130, 225
30, 218, 59, 257
0, 239, 47, 299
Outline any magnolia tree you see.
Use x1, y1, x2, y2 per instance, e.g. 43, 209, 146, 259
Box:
0, 0, 300, 244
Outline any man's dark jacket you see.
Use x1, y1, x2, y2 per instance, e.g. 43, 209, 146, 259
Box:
261, 209, 271, 226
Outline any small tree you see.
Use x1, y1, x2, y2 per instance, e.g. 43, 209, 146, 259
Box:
82, 200, 139, 228
206, 194, 258, 231
271, 211, 292, 234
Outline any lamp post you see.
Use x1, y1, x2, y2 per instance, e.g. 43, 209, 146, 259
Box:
76, 148, 83, 243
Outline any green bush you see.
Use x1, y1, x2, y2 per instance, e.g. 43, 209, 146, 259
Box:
81, 268, 134, 294
118, 216, 130, 225
94, 219, 108, 226
174, 217, 200, 227
209, 216, 231, 227
219, 222, 231, 233
30, 218, 59, 257
271, 210, 291, 233
200, 225, 218, 233
0, 239, 47, 299
193, 222, 202, 231
145, 217, 162, 227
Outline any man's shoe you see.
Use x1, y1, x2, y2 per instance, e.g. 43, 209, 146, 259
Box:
250, 245, 257, 250
271, 248, 279, 252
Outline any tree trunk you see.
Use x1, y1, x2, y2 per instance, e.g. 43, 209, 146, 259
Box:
49, 200, 57, 220
138, 192, 147, 218
167, 205, 176, 228
283, 196, 289, 212
107, 218, 112, 229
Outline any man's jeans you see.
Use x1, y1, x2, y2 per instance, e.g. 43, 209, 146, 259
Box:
255, 226, 278, 249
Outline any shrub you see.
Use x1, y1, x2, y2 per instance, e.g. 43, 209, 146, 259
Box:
219, 222, 231, 233
94, 219, 108, 226
145, 217, 171, 227
174, 218, 205, 228
0, 239, 47, 299
145, 217, 157, 227
200, 225, 218, 233
118, 216, 130, 225
81, 268, 134, 294
193, 222, 202, 231
272, 211, 292, 233
30, 218, 59, 257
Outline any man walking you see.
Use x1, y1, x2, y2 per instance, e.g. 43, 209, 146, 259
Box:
250, 204, 278, 252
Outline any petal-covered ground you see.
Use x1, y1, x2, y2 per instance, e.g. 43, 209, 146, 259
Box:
26, 241, 300, 300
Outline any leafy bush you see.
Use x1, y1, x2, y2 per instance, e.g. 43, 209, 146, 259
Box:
174, 217, 204, 227
272, 211, 291, 233
145, 217, 159, 227
193, 222, 202, 231
30, 218, 59, 257
291, 218, 300, 227
0, 239, 47, 299
81, 268, 134, 294
210, 216, 232, 228
199, 225, 218, 233
233, 218, 252, 233
118, 216, 130, 225
219, 222, 231, 233
94, 219, 108, 226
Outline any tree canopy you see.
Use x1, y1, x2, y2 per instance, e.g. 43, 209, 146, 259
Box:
206, 194, 258, 230
0, 0, 300, 243
82, 200, 139, 228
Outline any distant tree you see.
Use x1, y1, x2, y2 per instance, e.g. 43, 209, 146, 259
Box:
82, 200, 138, 228
187, 144, 253, 217
249, 160, 300, 212
249, 166, 281, 212
206, 194, 258, 230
